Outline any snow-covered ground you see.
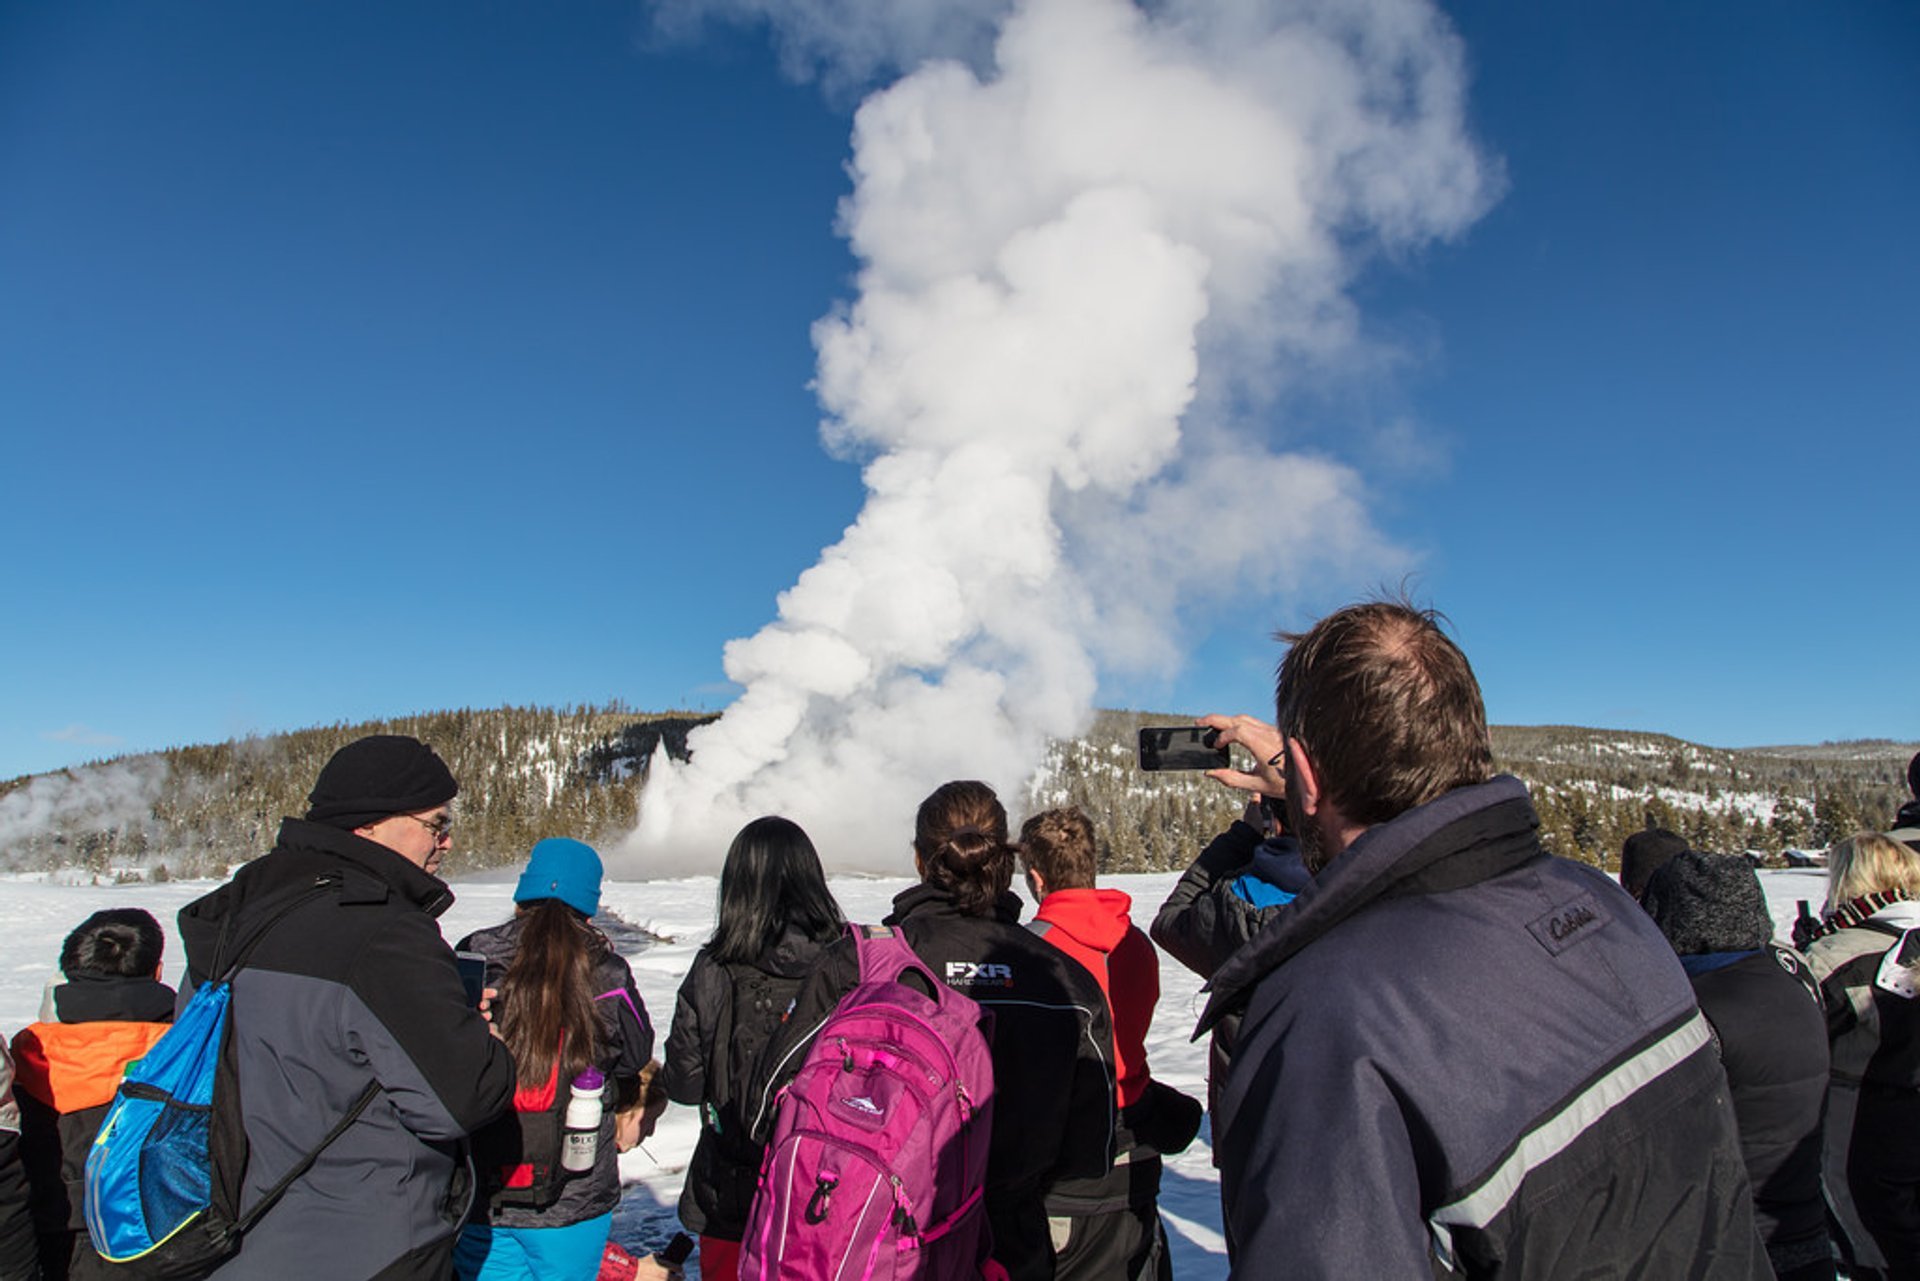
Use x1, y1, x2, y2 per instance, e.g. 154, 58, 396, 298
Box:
0, 867, 1836, 1278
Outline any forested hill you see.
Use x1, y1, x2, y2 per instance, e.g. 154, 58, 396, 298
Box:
1, 704, 1912, 879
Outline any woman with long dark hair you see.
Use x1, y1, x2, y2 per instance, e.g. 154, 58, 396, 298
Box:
454, 839, 655, 1281
663, 816, 845, 1281
747, 782, 1117, 1281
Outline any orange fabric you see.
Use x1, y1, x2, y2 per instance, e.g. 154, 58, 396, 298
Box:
9, 1020, 170, 1113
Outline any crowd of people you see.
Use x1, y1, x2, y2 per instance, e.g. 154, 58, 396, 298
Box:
0, 599, 1916, 1281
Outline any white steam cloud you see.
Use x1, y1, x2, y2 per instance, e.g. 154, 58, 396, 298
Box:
0, 759, 168, 853
631, 0, 1497, 871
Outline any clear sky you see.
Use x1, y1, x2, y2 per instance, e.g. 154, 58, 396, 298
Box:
2, 0, 1915, 786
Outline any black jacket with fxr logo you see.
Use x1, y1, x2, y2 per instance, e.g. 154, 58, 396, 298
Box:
749, 884, 1116, 1281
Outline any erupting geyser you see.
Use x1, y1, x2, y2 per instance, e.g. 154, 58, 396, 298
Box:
628, 0, 1497, 871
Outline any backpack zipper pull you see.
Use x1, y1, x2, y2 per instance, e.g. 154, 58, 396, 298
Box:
805, 1175, 838, 1224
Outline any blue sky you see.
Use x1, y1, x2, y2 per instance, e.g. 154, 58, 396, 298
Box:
2, 0, 1915, 785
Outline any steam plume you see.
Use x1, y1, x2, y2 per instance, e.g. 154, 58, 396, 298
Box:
631, 0, 1496, 871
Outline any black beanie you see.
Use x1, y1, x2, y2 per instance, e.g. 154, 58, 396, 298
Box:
1641, 851, 1774, 956
306, 735, 458, 831
1908, 750, 1919, 801
1620, 827, 1689, 899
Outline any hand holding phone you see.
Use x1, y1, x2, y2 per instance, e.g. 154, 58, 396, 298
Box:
455, 951, 488, 1008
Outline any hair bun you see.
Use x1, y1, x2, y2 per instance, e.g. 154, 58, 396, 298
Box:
943, 825, 996, 865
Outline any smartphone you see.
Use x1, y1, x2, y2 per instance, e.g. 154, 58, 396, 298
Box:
1138, 726, 1229, 771
455, 951, 488, 1008
657, 1233, 695, 1266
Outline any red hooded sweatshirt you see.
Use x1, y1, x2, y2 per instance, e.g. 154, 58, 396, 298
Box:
1032, 887, 1158, 1108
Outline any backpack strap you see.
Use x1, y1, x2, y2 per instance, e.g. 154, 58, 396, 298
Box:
852, 925, 940, 1002
1026, 920, 1054, 939
224, 1080, 381, 1242
205, 872, 376, 1244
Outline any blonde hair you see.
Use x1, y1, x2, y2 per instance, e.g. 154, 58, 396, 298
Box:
1826, 831, 1920, 913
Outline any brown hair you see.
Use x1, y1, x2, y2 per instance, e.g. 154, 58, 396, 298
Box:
1274, 598, 1494, 828
497, 899, 606, 1088
1018, 806, 1098, 891
914, 780, 1015, 917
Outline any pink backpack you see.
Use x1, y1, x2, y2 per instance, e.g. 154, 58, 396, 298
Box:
740, 925, 999, 1281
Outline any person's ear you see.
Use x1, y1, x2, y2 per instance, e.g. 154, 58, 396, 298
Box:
1288, 740, 1324, 820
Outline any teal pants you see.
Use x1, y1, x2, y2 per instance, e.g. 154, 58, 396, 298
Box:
453, 1212, 613, 1281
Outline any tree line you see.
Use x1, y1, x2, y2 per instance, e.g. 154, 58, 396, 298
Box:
1, 705, 1911, 879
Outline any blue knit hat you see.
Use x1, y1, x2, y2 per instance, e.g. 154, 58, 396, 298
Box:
514, 838, 602, 917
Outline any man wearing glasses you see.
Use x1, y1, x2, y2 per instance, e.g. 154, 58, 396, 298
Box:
179, 735, 515, 1280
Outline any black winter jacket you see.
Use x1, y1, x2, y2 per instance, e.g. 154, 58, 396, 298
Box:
0, 1044, 40, 1281
179, 819, 516, 1281
1684, 947, 1833, 1276
1202, 777, 1767, 1280
1150, 821, 1296, 1118
455, 914, 653, 1232
662, 929, 830, 1239
749, 885, 1116, 1281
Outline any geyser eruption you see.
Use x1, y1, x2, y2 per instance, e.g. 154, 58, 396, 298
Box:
633, 0, 1496, 870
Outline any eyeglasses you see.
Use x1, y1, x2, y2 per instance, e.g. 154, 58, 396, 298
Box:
402, 813, 454, 841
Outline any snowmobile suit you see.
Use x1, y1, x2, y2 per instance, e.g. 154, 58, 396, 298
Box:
1202, 776, 1768, 1279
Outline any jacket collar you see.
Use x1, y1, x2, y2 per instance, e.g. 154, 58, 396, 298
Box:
274, 816, 457, 916
53, 974, 177, 1024
1198, 775, 1540, 1034
884, 881, 1023, 927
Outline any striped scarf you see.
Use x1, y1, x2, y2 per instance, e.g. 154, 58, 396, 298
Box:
1805, 890, 1915, 943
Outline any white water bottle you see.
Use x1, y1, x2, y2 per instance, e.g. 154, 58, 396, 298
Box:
561, 1067, 605, 1173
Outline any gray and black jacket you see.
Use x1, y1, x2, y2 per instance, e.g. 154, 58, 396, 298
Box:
179, 819, 515, 1281
1201, 776, 1767, 1279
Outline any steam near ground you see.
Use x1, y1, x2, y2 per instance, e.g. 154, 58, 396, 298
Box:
0, 868, 1835, 1279
629, 0, 1498, 871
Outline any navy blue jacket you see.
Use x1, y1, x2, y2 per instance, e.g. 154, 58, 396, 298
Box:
1201, 777, 1767, 1279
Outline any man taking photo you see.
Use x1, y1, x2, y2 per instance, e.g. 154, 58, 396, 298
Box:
1198, 600, 1765, 1279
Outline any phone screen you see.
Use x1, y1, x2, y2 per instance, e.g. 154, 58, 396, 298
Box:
1138, 726, 1229, 771
455, 952, 488, 1007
